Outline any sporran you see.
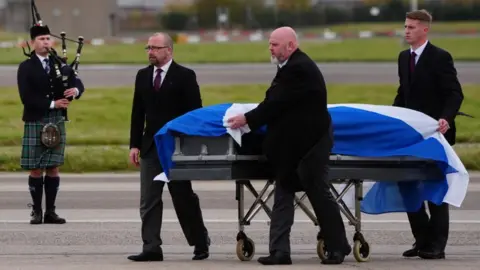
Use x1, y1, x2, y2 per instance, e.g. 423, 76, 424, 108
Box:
40, 122, 62, 148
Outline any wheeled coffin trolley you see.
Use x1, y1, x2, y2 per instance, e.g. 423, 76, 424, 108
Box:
167, 132, 444, 262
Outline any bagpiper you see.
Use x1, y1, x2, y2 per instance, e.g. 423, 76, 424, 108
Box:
17, 0, 85, 224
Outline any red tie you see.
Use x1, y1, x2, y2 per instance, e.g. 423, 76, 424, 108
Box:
410, 51, 416, 73
154, 68, 162, 91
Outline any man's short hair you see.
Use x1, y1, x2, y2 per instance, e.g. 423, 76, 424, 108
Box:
406, 9, 433, 25
152, 32, 174, 49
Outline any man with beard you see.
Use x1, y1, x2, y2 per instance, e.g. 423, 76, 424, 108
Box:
227, 26, 351, 265
127, 32, 210, 262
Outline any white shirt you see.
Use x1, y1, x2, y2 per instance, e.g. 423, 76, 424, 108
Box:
36, 54, 80, 109
153, 59, 173, 86
278, 59, 288, 69
410, 40, 428, 65
36, 54, 49, 70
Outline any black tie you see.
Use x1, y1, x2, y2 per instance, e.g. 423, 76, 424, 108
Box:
410, 51, 416, 73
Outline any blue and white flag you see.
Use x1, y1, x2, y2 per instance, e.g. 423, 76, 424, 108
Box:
154, 103, 469, 214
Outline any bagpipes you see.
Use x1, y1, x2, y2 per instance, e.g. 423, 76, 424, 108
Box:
22, 0, 84, 102
20, 0, 86, 149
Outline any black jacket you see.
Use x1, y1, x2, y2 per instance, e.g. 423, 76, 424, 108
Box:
393, 42, 464, 145
245, 49, 331, 190
129, 60, 202, 158
17, 53, 85, 122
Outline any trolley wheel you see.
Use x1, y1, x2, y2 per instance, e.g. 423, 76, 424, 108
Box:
353, 240, 370, 262
236, 237, 255, 261
316, 238, 328, 261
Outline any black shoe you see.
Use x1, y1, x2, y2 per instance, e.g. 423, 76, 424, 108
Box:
192, 235, 210, 260
192, 251, 209, 260
127, 251, 164, 262
403, 247, 420, 257
43, 209, 66, 224
403, 243, 424, 258
257, 253, 292, 265
29, 206, 42, 225
321, 245, 351, 265
418, 248, 445, 259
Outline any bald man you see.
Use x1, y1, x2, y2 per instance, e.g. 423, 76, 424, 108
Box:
228, 27, 351, 265
128, 32, 210, 262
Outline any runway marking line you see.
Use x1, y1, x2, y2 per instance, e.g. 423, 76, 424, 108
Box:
1, 219, 480, 224
1, 172, 480, 178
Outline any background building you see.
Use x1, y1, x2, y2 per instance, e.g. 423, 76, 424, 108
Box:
2, 0, 119, 39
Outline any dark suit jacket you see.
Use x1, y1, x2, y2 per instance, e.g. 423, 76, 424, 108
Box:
129, 60, 202, 159
244, 49, 331, 191
17, 53, 82, 122
74, 76, 85, 99
393, 42, 464, 145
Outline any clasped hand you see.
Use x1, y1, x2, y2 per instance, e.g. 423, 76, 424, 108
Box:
227, 114, 247, 129
438, 119, 449, 134
54, 88, 78, 109
64, 88, 77, 99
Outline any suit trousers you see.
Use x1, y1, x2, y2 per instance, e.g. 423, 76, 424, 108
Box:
397, 173, 450, 251
406, 201, 449, 251
268, 126, 348, 255
139, 149, 208, 252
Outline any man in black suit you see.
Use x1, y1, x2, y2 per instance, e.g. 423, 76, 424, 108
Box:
127, 32, 210, 262
393, 10, 464, 260
17, 24, 85, 225
228, 26, 351, 265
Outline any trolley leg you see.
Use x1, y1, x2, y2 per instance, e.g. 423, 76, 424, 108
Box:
234, 179, 256, 261
317, 179, 361, 261
244, 188, 275, 223
354, 180, 362, 234
294, 193, 318, 226
235, 180, 246, 233
243, 180, 273, 219
351, 179, 371, 262
329, 182, 359, 226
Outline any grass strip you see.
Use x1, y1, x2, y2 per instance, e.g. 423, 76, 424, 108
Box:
0, 145, 477, 173
0, 37, 479, 64
1, 84, 478, 146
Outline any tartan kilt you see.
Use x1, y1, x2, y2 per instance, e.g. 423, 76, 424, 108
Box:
20, 110, 67, 170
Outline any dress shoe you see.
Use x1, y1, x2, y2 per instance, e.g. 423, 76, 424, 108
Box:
402, 247, 420, 257
127, 251, 164, 261
43, 210, 66, 224
321, 245, 351, 265
192, 235, 210, 260
402, 243, 425, 258
192, 251, 209, 260
418, 249, 445, 259
257, 252, 292, 265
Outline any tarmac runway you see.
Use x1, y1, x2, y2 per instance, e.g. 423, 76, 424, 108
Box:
0, 173, 479, 269
1, 62, 479, 87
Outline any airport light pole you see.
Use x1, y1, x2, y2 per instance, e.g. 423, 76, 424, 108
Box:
410, 0, 418, 11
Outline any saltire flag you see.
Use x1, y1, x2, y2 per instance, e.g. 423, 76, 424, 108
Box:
153, 103, 469, 214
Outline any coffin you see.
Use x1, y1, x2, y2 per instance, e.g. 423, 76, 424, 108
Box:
168, 132, 444, 182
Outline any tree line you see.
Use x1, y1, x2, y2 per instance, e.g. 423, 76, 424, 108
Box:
150, 0, 480, 31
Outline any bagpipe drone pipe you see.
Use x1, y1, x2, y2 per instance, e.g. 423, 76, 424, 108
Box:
21, 0, 85, 102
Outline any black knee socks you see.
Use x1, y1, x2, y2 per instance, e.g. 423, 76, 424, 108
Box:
28, 175, 43, 211
44, 175, 60, 211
